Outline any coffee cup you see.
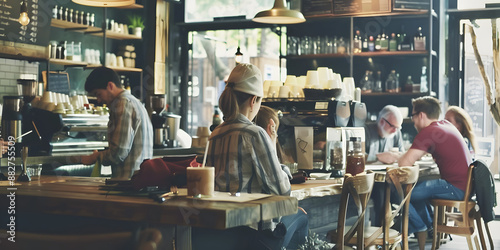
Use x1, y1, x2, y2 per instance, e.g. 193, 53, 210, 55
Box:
187, 167, 215, 197
278, 85, 291, 98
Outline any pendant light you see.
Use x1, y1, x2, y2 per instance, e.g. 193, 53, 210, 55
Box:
235, 47, 243, 65
72, 0, 135, 7
253, 0, 305, 24
19, 1, 30, 26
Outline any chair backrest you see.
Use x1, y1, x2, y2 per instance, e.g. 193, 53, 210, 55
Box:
336, 171, 375, 250
472, 159, 496, 223
463, 162, 475, 203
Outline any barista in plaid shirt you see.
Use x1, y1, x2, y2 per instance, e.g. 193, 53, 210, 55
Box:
79, 67, 153, 179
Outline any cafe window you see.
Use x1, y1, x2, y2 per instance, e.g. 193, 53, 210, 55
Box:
184, 0, 274, 23
186, 28, 284, 135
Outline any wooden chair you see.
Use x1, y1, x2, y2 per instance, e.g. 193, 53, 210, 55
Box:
327, 171, 375, 250
362, 166, 419, 250
430, 163, 486, 250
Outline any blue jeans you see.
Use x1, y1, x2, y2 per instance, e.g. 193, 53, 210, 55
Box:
281, 209, 309, 249
408, 179, 465, 234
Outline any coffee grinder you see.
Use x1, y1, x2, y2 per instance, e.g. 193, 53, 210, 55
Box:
151, 94, 168, 148
17, 79, 63, 156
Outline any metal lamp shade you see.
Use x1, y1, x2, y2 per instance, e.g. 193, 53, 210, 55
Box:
72, 0, 135, 7
253, 0, 305, 24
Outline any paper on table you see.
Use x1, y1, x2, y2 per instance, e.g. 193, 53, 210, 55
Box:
178, 188, 271, 203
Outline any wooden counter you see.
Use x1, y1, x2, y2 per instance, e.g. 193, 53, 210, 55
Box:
0, 176, 297, 249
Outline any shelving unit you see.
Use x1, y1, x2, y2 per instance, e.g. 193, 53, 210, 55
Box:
47, 6, 144, 100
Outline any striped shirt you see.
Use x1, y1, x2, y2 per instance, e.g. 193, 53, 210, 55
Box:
206, 114, 291, 196
101, 90, 153, 179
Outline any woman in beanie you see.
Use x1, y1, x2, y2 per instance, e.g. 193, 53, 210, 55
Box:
194, 64, 299, 250
206, 63, 291, 196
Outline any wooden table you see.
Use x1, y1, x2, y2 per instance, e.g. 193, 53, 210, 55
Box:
0, 176, 297, 250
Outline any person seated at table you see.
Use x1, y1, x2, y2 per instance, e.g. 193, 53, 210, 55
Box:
399, 96, 472, 250
255, 105, 309, 249
365, 105, 405, 164
445, 105, 477, 158
199, 63, 296, 250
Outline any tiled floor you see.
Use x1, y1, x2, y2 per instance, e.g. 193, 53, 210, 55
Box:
408, 178, 500, 250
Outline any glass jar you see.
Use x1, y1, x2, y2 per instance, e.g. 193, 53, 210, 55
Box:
346, 137, 365, 176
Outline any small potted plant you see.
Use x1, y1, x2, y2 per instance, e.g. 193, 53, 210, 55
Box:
128, 15, 144, 38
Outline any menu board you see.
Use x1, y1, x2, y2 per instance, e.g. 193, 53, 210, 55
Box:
464, 57, 488, 136
0, 0, 50, 46
42, 71, 70, 95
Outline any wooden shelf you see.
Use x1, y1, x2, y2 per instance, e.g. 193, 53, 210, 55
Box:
51, 19, 141, 40
285, 50, 429, 59
86, 65, 142, 72
304, 10, 430, 20
49, 59, 88, 67
97, 31, 142, 40
51, 19, 101, 33
361, 92, 427, 97
353, 50, 429, 57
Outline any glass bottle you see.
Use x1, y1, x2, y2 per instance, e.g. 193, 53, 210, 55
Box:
62, 8, 68, 21
69, 9, 73, 25
368, 36, 375, 52
91, 13, 95, 27
58, 6, 63, 20
375, 34, 381, 51
389, 33, 398, 51
353, 30, 362, 53
362, 35, 368, 52
346, 137, 365, 176
405, 75, 414, 92
53, 5, 58, 19
420, 66, 428, 93
414, 27, 426, 51
332, 36, 338, 54
74, 10, 79, 23
337, 37, 346, 54
359, 70, 373, 93
373, 71, 383, 92
385, 70, 399, 93
380, 32, 388, 51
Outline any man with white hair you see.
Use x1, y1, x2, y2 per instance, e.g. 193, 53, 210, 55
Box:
364, 105, 405, 164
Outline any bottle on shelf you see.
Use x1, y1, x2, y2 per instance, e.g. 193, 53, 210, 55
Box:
380, 31, 388, 51
90, 13, 95, 27
359, 70, 373, 93
58, 6, 63, 20
414, 27, 426, 51
420, 66, 428, 93
389, 33, 398, 51
404, 75, 414, 92
399, 27, 413, 51
353, 30, 362, 53
373, 71, 383, 92
368, 36, 375, 52
346, 137, 365, 176
53, 5, 58, 19
74, 10, 79, 23
338, 37, 347, 54
69, 9, 73, 24
375, 34, 381, 51
385, 70, 400, 93
362, 35, 368, 52
332, 36, 338, 54
80, 11, 85, 25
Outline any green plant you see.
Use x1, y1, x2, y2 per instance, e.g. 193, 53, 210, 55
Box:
297, 231, 332, 250
128, 15, 144, 29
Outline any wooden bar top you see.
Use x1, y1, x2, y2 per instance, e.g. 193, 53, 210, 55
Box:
0, 176, 297, 230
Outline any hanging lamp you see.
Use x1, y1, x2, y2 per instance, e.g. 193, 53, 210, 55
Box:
72, 0, 135, 7
235, 47, 243, 65
253, 0, 305, 24
19, 1, 30, 26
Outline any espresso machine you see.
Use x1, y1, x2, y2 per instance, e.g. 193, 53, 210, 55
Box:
1, 80, 64, 157
262, 99, 365, 176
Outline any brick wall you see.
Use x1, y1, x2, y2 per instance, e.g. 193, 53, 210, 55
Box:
0, 58, 39, 104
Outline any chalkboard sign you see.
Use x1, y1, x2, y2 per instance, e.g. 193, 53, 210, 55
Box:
42, 71, 70, 95
0, 0, 51, 46
464, 57, 491, 137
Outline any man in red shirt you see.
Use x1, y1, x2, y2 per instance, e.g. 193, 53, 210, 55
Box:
399, 96, 472, 250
